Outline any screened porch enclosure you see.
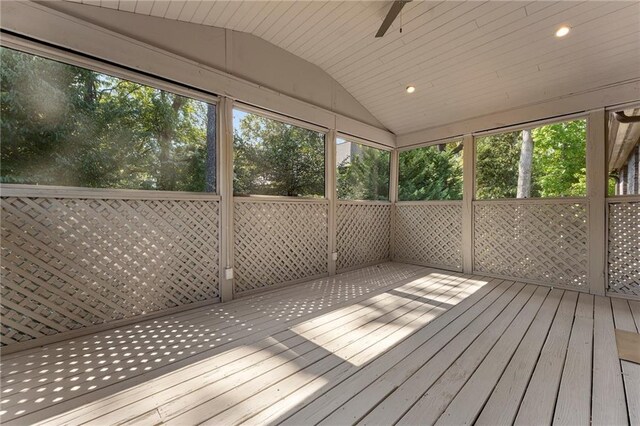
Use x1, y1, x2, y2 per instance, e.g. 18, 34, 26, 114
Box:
2, 105, 639, 426
1, 1, 640, 424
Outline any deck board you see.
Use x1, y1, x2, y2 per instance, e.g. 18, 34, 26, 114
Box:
514, 290, 578, 425
0, 262, 636, 425
612, 298, 640, 425
475, 288, 564, 425
323, 281, 522, 425
396, 285, 544, 425
279, 277, 506, 425
553, 293, 594, 425
592, 296, 628, 426
440, 287, 562, 425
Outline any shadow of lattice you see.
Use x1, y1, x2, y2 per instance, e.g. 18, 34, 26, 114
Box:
0, 262, 425, 423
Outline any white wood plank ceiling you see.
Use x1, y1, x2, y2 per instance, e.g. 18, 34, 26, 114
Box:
67, 1, 640, 135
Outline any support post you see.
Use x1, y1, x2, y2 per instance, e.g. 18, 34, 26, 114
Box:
327, 129, 337, 275
462, 134, 474, 274
389, 148, 399, 260
587, 108, 607, 296
218, 97, 235, 302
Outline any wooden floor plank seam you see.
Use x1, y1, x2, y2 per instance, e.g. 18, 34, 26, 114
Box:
394, 285, 542, 426
514, 290, 578, 425
553, 293, 595, 425
475, 289, 565, 425
591, 297, 628, 426
434, 287, 558, 426
611, 298, 640, 425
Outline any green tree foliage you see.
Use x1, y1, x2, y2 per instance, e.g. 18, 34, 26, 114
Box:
476, 132, 523, 199
337, 144, 390, 201
398, 142, 463, 201
531, 119, 586, 197
476, 119, 587, 199
0, 47, 213, 192
1, 48, 589, 200
233, 111, 325, 197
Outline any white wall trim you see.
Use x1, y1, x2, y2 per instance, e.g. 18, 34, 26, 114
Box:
0, 184, 220, 201
461, 134, 474, 275
336, 132, 394, 152
327, 129, 338, 276
0, 32, 220, 106
234, 103, 329, 134
0, 0, 395, 147
587, 108, 607, 296
218, 97, 234, 302
397, 80, 640, 147
472, 112, 588, 138
398, 136, 465, 152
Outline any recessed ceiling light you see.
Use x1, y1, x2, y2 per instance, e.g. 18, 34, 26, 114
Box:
406, 85, 416, 94
555, 26, 570, 38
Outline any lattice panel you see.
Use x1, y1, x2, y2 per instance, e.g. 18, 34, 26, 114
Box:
394, 203, 463, 270
608, 201, 640, 297
234, 201, 328, 293
336, 203, 391, 271
474, 202, 587, 289
1, 196, 220, 346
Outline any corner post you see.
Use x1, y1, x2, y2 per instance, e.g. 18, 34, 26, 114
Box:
327, 129, 337, 275
218, 97, 235, 302
389, 148, 399, 261
587, 108, 607, 296
462, 134, 474, 274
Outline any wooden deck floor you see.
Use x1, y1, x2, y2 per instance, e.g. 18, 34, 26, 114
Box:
1, 263, 639, 425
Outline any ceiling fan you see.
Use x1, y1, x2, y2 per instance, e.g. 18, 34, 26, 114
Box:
375, 0, 412, 38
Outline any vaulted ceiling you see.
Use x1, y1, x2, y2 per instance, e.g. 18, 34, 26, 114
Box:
66, 1, 640, 135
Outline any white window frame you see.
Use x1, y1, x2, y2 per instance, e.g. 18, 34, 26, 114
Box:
231, 103, 330, 201
335, 133, 393, 203
473, 112, 589, 202
396, 137, 465, 204
0, 39, 222, 196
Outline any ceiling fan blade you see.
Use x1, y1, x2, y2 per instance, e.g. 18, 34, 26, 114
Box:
375, 0, 411, 38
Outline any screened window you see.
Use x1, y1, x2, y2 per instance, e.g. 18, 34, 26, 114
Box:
608, 109, 640, 196
0, 47, 216, 192
233, 109, 325, 197
475, 118, 587, 199
336, 138, 390, 201
399, 141, 463, 201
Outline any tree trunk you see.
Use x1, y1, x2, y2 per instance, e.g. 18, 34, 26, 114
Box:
83, 71, 97, 106
157, 94, 185, 191
205, 104, 216, 192
517, 129, 534, 198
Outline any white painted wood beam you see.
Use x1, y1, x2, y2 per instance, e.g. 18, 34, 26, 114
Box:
587, 108, 607, 296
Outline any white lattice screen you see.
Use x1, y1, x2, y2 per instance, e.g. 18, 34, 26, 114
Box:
1, 196, 220, 347
336, 202, 391, 271
234, 200, 328, 294
607, 200, 640, 297
474, 201, 588, 290
394, 203, 463, 270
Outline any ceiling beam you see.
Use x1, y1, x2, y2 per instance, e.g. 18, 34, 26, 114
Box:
375, 1, 411, 38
